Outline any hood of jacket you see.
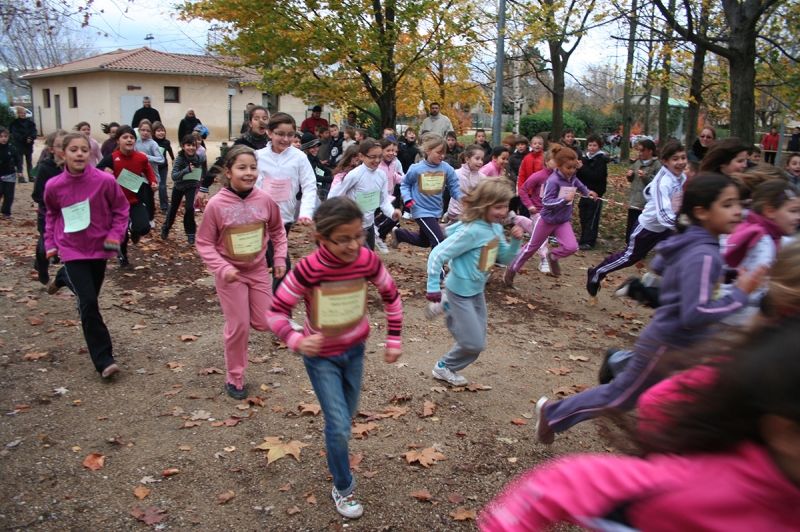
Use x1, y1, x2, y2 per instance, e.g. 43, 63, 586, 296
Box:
655, 225, 717, 266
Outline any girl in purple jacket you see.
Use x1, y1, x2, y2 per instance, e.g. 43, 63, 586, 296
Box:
504, 144, 598, 287
44, 132, 130, 378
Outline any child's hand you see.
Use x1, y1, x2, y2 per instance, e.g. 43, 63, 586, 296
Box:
196, 191, 208, 206
273, 266, 286, 279
384, 347, 402, 364
103, 168, 114, 175
565, 192, 575, 202
299, 334, 324, 357
297, 217, 313, 226
737, 264, 769, 295
150, 181, 158, 191
510, 225, 524, 240
189, 164, 194, 172
588, 191, 599, 201
103, 239, 120, 252
392, 209, 402, 221
626, 169, 634, 178
223, 268, 240, 283
426, 291, 442, 303
638, 169, 646, 178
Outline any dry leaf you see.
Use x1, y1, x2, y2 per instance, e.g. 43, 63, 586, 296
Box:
163, 390, 180, 397
553, 343, 564, 348
130, 506, 168, 526
217, 490, 235, 504
182, 421, 202, 428
450, 507, 477, 521
23, 351, 48, 360
349, 453, 364, 468
510, 418, 528, 425
568, 355, 589, 362
166, 361, 185, 370
279, 483, 291, 491
421, 401, 436, 418
82, 453, 105, 471
162, 469, 180, 476
178, 335, 198, 342
285, 506, 301, 515
402, 447, 446, 468
178, 445, 191, 451
410, 489, 432, 500
224, 446, 236, 452
527, 303, 537, 310
190, 410, 211, 421
245, 397, 265, 407
363, 471, 378, 478
547, 366, 572, 376
197, 367, 223, 375
26, 317, 43, 326
604, 329, 619, 338
222, 415, 243, 427
298, 403, 321, 416
306, 494, 316, 505
133, 486, 150, 500
380, 406, 409, 420
271, 405, 285, 413
252, 437, 309, 465
505, 295, 523, 305
351, 422, 379, 439
448, 492, 465, 503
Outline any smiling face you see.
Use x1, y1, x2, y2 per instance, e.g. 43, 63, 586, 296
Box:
719, 150, 749, 176
382, 144, 397, 163
269, 123, 295, 153
426, 144, 446, 165
787, 155, 800, 176
225, 153, 258, 192
558, 158, 578, 179
485, 201, 510, 224
699, 128, 715, 147
493, 151, 510, 170
182, 142, 197, 157
154, 127, 166, 140
64, 137, 91, 173
562, 132, 575, 145
318, 218, 365, 263
664, 150, 688, 176
361, 146, 383, 171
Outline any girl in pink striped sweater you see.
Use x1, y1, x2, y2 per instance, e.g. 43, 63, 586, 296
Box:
267, 196, 403, 519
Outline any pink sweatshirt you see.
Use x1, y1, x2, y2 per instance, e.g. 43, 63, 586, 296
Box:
447, 166, 486, 221
479, 442, 800, 532
267, 245, 402, 357
519, 167, 550, 212
195, 187, 287, 280
480, 160, 503, 177
378, 158, 404, 196
43, 166, 130, 262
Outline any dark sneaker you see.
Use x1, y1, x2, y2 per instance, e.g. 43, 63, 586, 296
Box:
612, 276, 638, 299
226, 383, 247, 400
599, 347, 620, 385
579, 244, 594, 250
586, 268, 601, 297
18, 177, 27, 183
160, 225, 169, 240
187, 234, 195, 245
119, 258, 132, 270
46, 280, 61, 295
535, 397, 555, 444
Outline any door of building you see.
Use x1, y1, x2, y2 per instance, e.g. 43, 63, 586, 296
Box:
54, 95, 61, 129
120, 94, 146, 125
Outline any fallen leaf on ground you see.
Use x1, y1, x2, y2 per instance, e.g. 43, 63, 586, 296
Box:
279, 483, 291, 491
224, 446, 236, 452
163, 390, 180, 397
286, 506, 301, 515
131, 506, 168, 526
448, 492, 465, 503
162, 469, 180, 476
26, 317, 43, 325
553, 343, 564, 348
133, 486, 150, 500
182, 421, 202, 428
197, 367, 223, 375
82, 453, 105, 471
389, 393, 412, 402
604, 329, 619, 338
510, 418, 528, 425
253, 437, 309, 465
547, 366, 571, 376
402, 447, 446, 468
306, 493, 316, 504
166, 362, 185, 370
452, 384, 492, 392
351, 422, 379, 439
271, 405, 285, 413
23, 352, 48, 360
450, 507, 477, 520
190, 410, 211, 421
410, 489, 432, 500
178, 445, 191, 451
245, 397, 265, 407
381, 406, 409, 420
363, 471, 378, 478
505, 295, 523, 305
349, 453, 363, 468
431, 386, 447, 393
298, 403, 321, 416
421, 401, 436, 418
178, 335, 197, 342
217, 490, 235, 504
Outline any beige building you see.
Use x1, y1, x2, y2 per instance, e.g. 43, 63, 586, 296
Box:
22, 47, 310, 141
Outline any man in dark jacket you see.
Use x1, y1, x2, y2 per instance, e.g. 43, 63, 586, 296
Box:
9, 107, 36, 182
577, 134, 608, 250
131, 97, 161, 129
178, 109, 202, 141
788, 126, 800, 153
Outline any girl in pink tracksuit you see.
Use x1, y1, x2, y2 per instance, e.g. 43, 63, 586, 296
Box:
479, 315, 800, 532
195, 145, 288, 399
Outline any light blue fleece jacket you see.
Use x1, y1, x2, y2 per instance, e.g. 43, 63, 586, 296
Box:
427, 220, 521, 297
400, 159, 462, 219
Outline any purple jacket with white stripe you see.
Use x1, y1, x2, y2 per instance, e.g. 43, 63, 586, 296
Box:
540, 169, 590, 225
636, 225, 748, 352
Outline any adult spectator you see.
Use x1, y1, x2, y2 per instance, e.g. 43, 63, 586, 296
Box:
421, 102, 454, 137
300, 105, 329, 133
9, 106, 36, 183
342, 111, 359, 130
687, 126, 716, 162
131, 96, 161, 129
178, 109, 202, 141
761, 126, 780, 164
788, 126, 800, 153
240, 103, 255, 134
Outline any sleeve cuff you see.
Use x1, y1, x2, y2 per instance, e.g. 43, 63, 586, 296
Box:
385, 335, 402, 350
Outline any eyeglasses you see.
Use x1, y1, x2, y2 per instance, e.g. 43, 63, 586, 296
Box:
324, 233, 366, 247
270, 131, 294, 139
699, 135, 714, 139
363, 154, 382, 161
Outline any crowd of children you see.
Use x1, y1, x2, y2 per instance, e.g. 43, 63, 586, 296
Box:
18, 111, 800, 525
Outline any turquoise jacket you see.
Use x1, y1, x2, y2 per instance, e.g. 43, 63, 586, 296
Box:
427, 220, 521, 297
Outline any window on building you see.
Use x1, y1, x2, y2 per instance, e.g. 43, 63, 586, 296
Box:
42, 89, 51, 108
164, 87, 180, 103
68, 87, 78, 108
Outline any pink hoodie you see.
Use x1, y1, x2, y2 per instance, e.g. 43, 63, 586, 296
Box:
195, 187, 287, 280
43, 165, 130, 262
378, 158, 404, 196
479, 442, 800, 532
447, 166, 486, 221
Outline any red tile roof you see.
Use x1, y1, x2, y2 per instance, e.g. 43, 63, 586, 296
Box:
22, 47, 260, 82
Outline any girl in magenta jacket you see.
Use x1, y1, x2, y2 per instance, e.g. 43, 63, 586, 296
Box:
479, 315, 800, 532
195, 146, 288, 400
44, 132, 130, 378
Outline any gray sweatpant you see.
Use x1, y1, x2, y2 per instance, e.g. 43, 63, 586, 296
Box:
440, 287, 487, 371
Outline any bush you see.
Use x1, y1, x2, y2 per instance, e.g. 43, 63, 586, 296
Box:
0, 105, 16, 129
518, 110, 587, 139
572, 106, 622, 135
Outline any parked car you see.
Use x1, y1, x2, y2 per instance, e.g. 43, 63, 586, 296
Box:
7, 106, 33, 118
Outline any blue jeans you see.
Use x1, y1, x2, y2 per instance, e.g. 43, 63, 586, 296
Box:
303, 343, 364, 496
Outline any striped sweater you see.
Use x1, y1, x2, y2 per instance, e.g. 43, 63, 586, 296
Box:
267, 245, 402, 357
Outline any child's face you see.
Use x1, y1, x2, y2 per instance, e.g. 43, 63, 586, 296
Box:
765, 198, 800, 236
382, 144, 397, 162
79, 125, 91, 135
638, 146, 653, 160
361, 147, 382, 170
485, 201, 510, 224
383, 129, 394, 138
405, 130, 416, 143
698, 184, 742, 238
317, 218, 365, 263
719, 151, 748, 176
292, 136, 302, 149
343, 131, 352, 141
787, 156, 800, 176
466, 152, 484, 171
270, 123, 295, 153
531, 138, 543, 153
182, 142, 197, 157
224, 153, 258, 192
320, 131, 330, 140
516, 142, 527, 153
664, 150, 688, 176
64, 138, 90, 173
330, 126, 339, 137
749, 151, 761, 163
250, 110, 269, 135
155, 128, 166, 139
119, 133, 136, 153
446, 137, 457, 149
493, 151, 510, 170
563, 132, 574, 145
139, 124, 151, 140
108, 127, 118, 138
587, 141, 600, 155
308, 145, 320, 157
545, 157, 557, 170
0, 132, 8, 144
52, 135, 66, 163
426, 144, 447, 166
558, 158, 579, 179
355, 131, 365, 142
475, 131, 486, 144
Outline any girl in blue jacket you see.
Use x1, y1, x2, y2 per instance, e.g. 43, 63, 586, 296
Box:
425, 178, 524, 386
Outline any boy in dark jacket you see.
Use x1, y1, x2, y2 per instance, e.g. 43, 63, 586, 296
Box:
161, 135, 206, 244
0, 127, 21, 215
300, 132, 332, 201
577, 134, 608, 250
9, 108, 36, 182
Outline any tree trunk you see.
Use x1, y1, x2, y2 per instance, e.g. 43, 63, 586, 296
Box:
684, 5, 707, 149
512, 58, 522, 134
550, 43, 565, 141
727, 27, 757, 143
620, 0, 638, 164
377, 81, 397, 132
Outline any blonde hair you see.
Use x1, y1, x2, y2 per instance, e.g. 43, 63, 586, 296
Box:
758, 241, 800, 321
731, 164, 788, 201
460, 177, 514, 223
421, 133, 446, 153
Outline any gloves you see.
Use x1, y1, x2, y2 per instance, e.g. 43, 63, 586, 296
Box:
405, 200, 415, 209
104, 239, 121, 252
426, 291, 442, 303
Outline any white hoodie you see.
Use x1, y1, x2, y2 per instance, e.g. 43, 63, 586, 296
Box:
255, 143, 318, 225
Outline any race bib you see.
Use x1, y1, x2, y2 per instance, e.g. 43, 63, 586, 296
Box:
62, 198, 91, 233
315, 167, 325, 177
670, 191, 684, 214
478, 237, 499, 272
418, 172, 445, 195
558, 186, 577, 199
356, 190, 381, 212
311, 279, 367, 336
262, 177, 292, 202
223, 222, 265, 262
159, 147, 166, 156
117, 169, 144, 192
184, 168, 202, 181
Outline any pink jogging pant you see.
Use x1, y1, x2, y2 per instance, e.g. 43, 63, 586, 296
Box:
509, 216, 578, 273
512, 213, 549, 262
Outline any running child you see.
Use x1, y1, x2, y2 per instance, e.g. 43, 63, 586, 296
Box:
426, 178, 523, 386
330, 145, 361, 188
445, 144, 487, 224
161, 135, 206, 244
97, 126, 158, 269
699, 137, 750, 176
32, 129, 68, 284
267, 196, 403, 519
504, 144, 599, 286
135, 119, 166, 224
390, 133, 462, 253
152, 121, 174, 213
43, 132, 129, 378
480, 315, 800, 531
586, 139, 688, 298
373, 136, 405, 252
100, 122, 119, 157
480, 146, 510, 178
534, 174, 766, 445
327, 139, 401, 250
196, 145, 287, 399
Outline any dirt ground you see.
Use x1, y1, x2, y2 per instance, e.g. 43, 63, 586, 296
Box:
0, 142, 652, 531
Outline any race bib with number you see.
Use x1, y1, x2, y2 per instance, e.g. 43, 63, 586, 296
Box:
418, 172, 445, 195
262, 177, 292, 202
356, 190, 381, 212
62, 198, 91, 233
159, 147, 166, 156
315, 167, 325, 177
183, 168, 202, 181
478, 237, 500, 272
117, 169, 144, 192
223, 222, 265, 262
558, 186, 577, 199
311, 279, 367, 335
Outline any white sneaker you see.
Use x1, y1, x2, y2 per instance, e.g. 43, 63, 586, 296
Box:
288, 319, 303, 332
641, 272, 661, 288
402, 212, 412, 220
389, 227, 400, 249
441, 214, 449, 224
538, 259, 550, 274
432, 362, 468, 386
426, 302, 445, 320
375, 238, 390, 254
332, 487, 363, 519
149, 220, 156, 228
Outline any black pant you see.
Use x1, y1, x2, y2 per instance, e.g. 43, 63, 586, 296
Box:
157, 166, 170, 212
266, 223, 292, 295
625, 209, 641, 244
60, 260, 115, 374
144, 184, 156, 221
35, 234, 49, 284
364, 225, 375, 251
1, 180, 15, 215
15, 150, 33, 178
120, 202, 150, 261
764, 151, 776, 165
578, 197, 603, 247
374, 212, 397, 240
442, 187, 451, 216
164, 186, 197, 236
